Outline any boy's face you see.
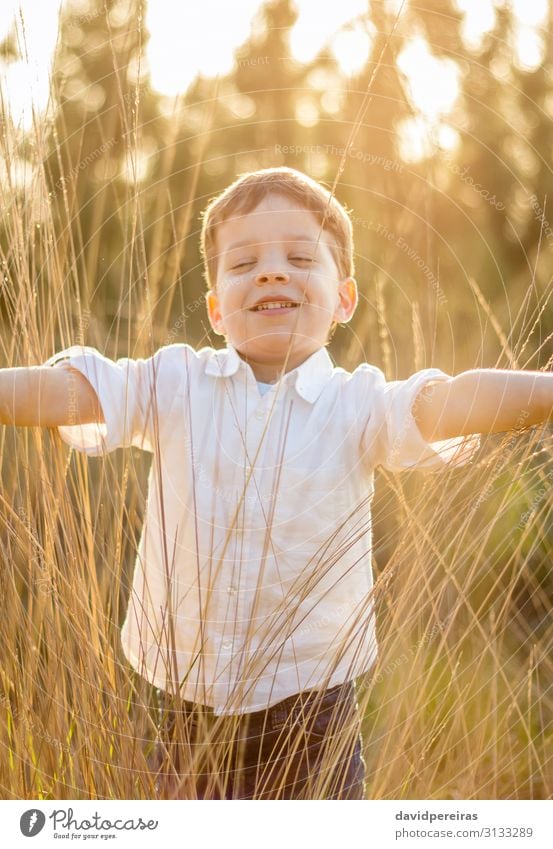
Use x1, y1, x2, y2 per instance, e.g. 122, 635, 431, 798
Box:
206, 193, 357, 378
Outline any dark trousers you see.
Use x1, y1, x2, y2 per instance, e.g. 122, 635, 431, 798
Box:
151, 681, 366, 799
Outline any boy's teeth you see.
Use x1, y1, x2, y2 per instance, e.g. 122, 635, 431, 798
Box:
254, 301, 296, 311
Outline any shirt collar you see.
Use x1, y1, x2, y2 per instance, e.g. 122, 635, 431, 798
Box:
204, 345, 335, 404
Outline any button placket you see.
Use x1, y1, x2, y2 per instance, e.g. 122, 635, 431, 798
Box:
233, 390, 278, 663
217, 392, 266, 662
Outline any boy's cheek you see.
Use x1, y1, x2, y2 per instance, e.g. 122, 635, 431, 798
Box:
217, 275, 235, 295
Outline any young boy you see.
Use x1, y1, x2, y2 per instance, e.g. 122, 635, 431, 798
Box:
1, 166, 551, 799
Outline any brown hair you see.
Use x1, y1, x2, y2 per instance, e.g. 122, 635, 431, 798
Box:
199, 166, 355, 291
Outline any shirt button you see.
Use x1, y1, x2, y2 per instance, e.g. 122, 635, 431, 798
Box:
226, 585, 237, 595
222, 639, 233, 651
255, 409, 265, 420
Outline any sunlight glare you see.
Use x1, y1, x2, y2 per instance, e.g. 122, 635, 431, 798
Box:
330, 23, 374, 77
295, 95, 319, 127
455, 0, 548, 69
510, 0, 547, 72
513, 26, 545, 72
145, 0, 374, 94
397, 37, 461, 122
396, 116, 435, 163
454, 0, 495, 50
0, 0, 63, 130
437, 124, 460, 152
383, 0, 406, 12
289, 0, 368, 65
396, 117, 459, 164
0, 155, 34, 191
145, 0, 263, 96
510, 0, 548, 28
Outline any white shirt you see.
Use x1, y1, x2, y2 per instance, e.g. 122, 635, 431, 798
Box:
44, 343, 480, 715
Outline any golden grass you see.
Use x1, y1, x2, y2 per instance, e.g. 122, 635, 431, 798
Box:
0, 18, 552, 800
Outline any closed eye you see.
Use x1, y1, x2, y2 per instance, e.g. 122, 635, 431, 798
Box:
290, 256, 314, 264
231, 260, 255, 270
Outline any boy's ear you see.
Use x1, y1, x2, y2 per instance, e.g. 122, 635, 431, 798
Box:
206, 289, 225, 335
333, 277, 358, 325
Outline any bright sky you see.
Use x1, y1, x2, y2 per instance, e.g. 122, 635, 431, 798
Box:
0, 0, 63, 130
0, 0, 549, 158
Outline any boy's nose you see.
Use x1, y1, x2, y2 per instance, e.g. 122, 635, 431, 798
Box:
254, 270, 290, 286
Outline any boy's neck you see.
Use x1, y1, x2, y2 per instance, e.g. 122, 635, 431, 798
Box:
234, 347, 322, 383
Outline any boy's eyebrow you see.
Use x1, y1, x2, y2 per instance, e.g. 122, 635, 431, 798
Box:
225, 235, 319, 252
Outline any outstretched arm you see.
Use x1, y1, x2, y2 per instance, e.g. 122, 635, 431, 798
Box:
413, 369, 553, 441
0, 363, 105, 428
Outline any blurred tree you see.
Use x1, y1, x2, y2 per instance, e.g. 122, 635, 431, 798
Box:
45, 0, 161, 353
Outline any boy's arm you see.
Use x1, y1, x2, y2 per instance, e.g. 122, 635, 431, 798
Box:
0, 364, 105, 428
413, 369, 553, 441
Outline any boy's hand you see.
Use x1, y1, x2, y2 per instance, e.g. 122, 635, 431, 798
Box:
413, 369, 553, 441
0, 363, 105, 428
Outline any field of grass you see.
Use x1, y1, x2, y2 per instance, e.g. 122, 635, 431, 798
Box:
0, 1, 552, 800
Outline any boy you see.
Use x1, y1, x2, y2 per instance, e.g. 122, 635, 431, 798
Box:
1, 167, 551, 799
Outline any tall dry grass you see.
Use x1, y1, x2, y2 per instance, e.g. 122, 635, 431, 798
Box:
0, 15, 552, 801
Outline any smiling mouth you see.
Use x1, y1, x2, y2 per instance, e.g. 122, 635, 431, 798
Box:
249, 301, 301, 312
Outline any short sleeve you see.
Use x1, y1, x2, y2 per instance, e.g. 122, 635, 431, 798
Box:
360, 366, 481, 472
42, 344, 186, 456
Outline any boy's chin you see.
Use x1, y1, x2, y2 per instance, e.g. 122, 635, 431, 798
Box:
235, 337, 321, 363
